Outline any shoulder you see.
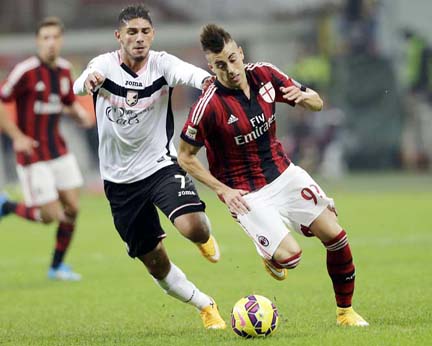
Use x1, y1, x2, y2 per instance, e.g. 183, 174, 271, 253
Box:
88, 51, 117, 67
7, 56, 40, 81
57, 57, 72, 69
246, 62, 289, 78
189, 83, 219, 125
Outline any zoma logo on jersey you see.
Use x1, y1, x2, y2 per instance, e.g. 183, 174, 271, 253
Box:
125, 80, 143, 87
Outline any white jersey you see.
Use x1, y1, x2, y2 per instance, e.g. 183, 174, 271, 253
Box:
73, 50, 209, 183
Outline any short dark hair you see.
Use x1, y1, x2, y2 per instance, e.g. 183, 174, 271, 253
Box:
36, 16, 64, 35
118, 4, 153, 28
200, 24, 232, 54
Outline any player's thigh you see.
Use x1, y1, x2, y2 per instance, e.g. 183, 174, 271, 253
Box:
50, 154, 84, 191
16, 162, 58, 206
237, 201, 289, 260
151, 165, 205, 223
104, 180, 166, 258
309, 207, 342, 242
277, 164, 335, 234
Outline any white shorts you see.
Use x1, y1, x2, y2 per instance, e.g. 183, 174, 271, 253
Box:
16, 153, 84, 207
237, 163, 334, 259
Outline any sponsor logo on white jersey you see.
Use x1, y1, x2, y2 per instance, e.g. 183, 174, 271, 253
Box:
259, 81, 275, 103
227, 114, 239, 124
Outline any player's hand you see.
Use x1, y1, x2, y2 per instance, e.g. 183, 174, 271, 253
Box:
201, 76, 216, 93
219, 187, 250, 216
280, 85, 305, 104
13, 134, 38, 156
84, 72, 105, 95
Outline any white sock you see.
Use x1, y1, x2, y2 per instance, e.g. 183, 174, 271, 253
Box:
154, 262, 212, 310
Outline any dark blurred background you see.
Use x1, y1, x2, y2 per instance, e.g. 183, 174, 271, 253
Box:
1, 0, 431, 187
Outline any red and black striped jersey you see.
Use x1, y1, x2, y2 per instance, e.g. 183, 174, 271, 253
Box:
181, 62, 304, 191
0, 56, 75, 165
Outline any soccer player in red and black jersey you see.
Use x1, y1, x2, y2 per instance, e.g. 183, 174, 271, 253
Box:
0, 17, 92, 281
178, 24, 369, 326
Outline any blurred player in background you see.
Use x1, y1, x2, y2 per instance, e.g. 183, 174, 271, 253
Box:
73, 5, 225, 329
0, 17, 92, 281
178, 24, 369, 327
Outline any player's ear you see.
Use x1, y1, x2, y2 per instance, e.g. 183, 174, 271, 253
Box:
114, 30, 121, 42
239, 46, 245, 60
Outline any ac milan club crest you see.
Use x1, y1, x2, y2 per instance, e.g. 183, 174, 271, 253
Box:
258, 235, 270, 247
126, 89, 139, 106
259, 82, 275, 103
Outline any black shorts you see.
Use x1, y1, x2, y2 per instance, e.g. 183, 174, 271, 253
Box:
104, 164, 205, 258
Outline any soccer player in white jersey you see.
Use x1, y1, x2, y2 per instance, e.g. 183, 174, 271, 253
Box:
73, 5, 225, 329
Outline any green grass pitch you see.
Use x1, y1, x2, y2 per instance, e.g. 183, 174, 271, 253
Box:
1, 173, 431, 345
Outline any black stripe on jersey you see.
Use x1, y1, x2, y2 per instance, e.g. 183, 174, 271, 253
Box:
248, 88, 281, 184
218, 96, 254, 190
47, 68, 60, 158
120, 63, 139, 78
165, 87, 176, 161
102, 76, 168, 99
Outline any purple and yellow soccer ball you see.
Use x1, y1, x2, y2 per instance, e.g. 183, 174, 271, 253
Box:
231, 295, 279, 338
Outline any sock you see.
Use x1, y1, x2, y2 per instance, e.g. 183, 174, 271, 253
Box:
3, 201, 41, 221
323, 230, 355, 308
155, 262, 212, 310
276, 251, 302, 269
51, 222, 75, 269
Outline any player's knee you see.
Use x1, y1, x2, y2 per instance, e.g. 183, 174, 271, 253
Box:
274, 250, 302, 270
64, 205, 79, 221
174, 212, 210, 243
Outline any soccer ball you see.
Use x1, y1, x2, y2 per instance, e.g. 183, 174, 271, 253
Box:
231, 295, 279, 338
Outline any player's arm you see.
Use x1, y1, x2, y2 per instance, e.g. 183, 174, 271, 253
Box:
63, 101, 93, 128
0, 102, 38, 155
280, 85, 323, 111
178, 139, 250, 215
160, 52, 211, 90
73, 56, 106, 95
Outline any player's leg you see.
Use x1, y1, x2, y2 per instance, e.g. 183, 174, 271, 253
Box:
0, 161, 60, 223
104, 178, 225, 329
47, 154, 84, 281
152, 165, 220, 263
137, 240, 226, 330
237, 202, 302, 281
310, 208, 368, 326
282, 163, 368, 326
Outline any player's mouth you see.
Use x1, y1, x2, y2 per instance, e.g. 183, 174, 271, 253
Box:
134, 47, 146, 53
230, 74, 241, 83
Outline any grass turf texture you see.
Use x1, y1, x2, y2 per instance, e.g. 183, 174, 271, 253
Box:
0, 173, 431, 346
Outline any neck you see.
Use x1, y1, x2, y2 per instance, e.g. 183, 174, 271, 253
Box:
39, 55, 56, 68
121, 52, 149, 73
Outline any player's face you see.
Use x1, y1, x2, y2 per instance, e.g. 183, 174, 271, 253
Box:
36, 25, 63, 64
116, 18, 154, 63
206, 40, 246, 90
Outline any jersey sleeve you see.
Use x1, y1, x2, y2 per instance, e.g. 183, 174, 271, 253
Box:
159, 52, 210, 89
0, 65, 26, 102
73, 54, 108, 95
264, 63, 307, 106
180, 96, 213, 147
